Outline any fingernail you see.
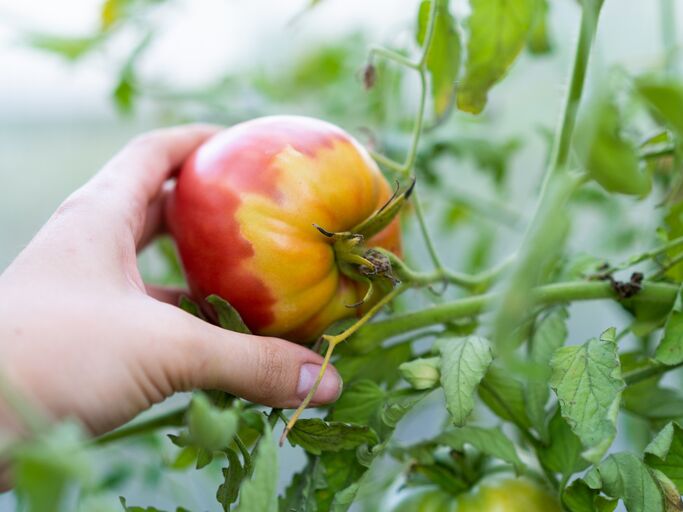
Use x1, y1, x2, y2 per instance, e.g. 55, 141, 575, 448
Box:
297, 363, 342, 403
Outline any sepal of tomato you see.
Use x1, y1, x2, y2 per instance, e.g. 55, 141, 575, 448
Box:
166, 116, 402, 342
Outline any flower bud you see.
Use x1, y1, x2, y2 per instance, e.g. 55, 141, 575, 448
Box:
399, 356, 440, 390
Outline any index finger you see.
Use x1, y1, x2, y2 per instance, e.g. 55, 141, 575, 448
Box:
95, 124, 221, 208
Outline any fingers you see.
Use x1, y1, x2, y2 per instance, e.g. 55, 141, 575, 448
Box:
137, 184, 172, 249
96, 124, 220, 207
170, 315, 342, 409
145, 284, 186, 306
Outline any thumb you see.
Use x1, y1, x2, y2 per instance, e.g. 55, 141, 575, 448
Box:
174, 315, 343, 409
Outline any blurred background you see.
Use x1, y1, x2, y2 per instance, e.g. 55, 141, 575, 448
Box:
0, 0, 680, 510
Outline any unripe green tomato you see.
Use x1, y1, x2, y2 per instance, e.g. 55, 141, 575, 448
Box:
390, 478, 561, 512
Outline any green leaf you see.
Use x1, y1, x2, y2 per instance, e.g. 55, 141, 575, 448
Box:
329, 380, 386, 426
549, 328, 624, 464
399, 356, 440, 390
314, 451, 365, 512
636, 77, 683, 140
217, 449, 244, 510
538, 408, 590, 480
187, 394, 239, 453
436, 335, 493, 426
335, 342, 411, 387
206, 295, 251, 334
622, 356, 683, 421
575, 95, 651, 196
13, 422, 92, 512
563, 479, 618, 512
416, 0, 461, 120
179, 296, 205, 319
646, 422, 683, 492
279, 457, 325, 512
456, 0, 537, 114
287, 419, 378, 455
478, 364, 533, 430
527, 0, 552, 55
651, 468, 683, 511
526, 307, 569, 440
236, 423, 278, 512
656, 290, 683, 366
585, 453, 666, 512
119, 497, 191, 512
435, 426, 523, 472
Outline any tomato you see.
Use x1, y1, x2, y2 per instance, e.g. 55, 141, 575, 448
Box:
166, 116, 401, 342
390, 478, 561, 512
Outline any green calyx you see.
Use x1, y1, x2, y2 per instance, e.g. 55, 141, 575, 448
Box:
313, 178, 414, 308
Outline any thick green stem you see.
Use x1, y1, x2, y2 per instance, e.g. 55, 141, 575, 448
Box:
352, 281, 678, 352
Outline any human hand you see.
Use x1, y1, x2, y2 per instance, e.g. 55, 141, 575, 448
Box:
0, 125, 342, 446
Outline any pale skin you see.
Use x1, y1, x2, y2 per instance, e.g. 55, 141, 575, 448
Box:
0, 125, 342, 489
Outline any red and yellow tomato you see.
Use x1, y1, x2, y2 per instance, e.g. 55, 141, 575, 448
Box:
166, 116, 401, 342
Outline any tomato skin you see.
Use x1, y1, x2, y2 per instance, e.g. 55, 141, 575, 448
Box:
166, 116, 401, 342
390, 478, 561, 512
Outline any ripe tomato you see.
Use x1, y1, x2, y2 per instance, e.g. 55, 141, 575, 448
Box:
166, 116, 401, 342
390, 478, 561, 512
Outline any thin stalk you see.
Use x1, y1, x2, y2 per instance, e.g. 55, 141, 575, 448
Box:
652, 252, 683, 279
280, 286, 405, 444
368, 46, 419, 70
94, 407, 186, 445
412, 187, 446, 272
624, 361, 683, 385
541, 1, 602, 195
612, 234, 683, 272
661, 0, 678, 75
234, 434, 252, 473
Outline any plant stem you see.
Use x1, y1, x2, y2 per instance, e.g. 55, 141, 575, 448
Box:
352, 280, 678, 352
624, 361, 683, 385
652, 252, 683, 279
612, 234, 683, 272
368, 46, 418, 70
411, 187, 446, 272
94, 407, 186, 445
542, 0, 602, 194
660, 0, 678, 75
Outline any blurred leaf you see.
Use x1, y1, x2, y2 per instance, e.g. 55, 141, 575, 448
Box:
207, 295, 252, 334
13, 422, 92, 512
562, 479, 618, 512
335, 342, 412, 387
279, 457, 325, 512
651, 469, 683, 512
435, 426, 524, 472
622, 354, 683, 421
538, 408, 590, 480
637, 77, 683, 140
178, 296, 204, 320
527, 0, 552, 55
315, 451, 365, 512
584, 453, 666, 512
217, 449, 244, 511
287, 419, 378, 455
456, 0, 537, 114
525, 306, 569, 441
478, 364, 533, 430
416, 0, 461, 120
575, 96, 651, 196
663, 202, 683, 281
656, 288, 683, 366
329, 380, 386, 426
119, 497, 191, 511
435, 336, 493, 426
550, 327, 624, 464
187, 394, 239, 453
236, 423, 278, 512
25, 33, 103, 61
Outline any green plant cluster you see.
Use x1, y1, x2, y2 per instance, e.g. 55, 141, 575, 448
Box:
6, 0, 683, 510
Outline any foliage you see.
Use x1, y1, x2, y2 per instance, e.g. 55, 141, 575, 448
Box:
6, 0, 683, 511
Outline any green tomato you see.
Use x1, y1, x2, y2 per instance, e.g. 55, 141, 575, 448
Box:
391, 478, 561, 512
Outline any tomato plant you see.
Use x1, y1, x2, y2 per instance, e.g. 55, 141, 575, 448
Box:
8, 0, 683, 511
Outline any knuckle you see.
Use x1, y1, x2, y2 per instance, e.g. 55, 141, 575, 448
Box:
254, 340, 289, 400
